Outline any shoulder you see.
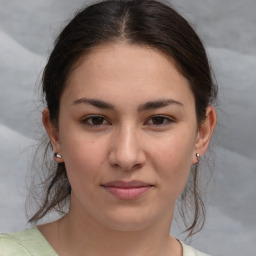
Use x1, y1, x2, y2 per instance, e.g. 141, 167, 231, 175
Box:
0, 227, 57, 256
180, 241, 210, 256
0, 232, 31, 255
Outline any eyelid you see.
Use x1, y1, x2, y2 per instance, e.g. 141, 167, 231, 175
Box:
81, 115, 111, 126
81, 114, 174, 127
145, 115, 174, 126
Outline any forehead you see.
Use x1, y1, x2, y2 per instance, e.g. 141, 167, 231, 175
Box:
62, 42, 194, 108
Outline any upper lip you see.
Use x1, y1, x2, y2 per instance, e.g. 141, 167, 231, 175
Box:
102, 180, 153, 188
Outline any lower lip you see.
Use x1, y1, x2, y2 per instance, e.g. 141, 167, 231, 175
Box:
103, 186, 152, 200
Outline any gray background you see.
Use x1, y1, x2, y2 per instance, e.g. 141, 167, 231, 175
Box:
0, 0, 255, 255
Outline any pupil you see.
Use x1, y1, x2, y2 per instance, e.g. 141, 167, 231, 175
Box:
92, 117, 104, 125
153, 116, 164, 124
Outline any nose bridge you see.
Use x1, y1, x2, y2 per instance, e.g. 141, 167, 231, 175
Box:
110, 121, 144, 170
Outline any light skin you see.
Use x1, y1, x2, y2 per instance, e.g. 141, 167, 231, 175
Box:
40, 42, 216, 256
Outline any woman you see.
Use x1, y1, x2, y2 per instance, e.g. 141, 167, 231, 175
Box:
0, 0, 217, 255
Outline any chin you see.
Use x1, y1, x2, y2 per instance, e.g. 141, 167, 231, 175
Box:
98, 209, 157, 232
105, 219, 151, 232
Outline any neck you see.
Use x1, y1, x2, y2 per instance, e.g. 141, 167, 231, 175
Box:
58, 205, 181, 256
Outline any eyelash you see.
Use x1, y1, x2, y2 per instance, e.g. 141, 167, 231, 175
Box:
81, 115, 109, 127
81, 115, 174, 127
146, 115, 173, 126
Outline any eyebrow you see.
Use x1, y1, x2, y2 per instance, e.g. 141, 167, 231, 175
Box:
73, 98, 183, 111
138, 99, 183, 111
73, 98, 114, 109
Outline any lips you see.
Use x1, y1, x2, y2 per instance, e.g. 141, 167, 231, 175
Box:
101, 180, 153, 200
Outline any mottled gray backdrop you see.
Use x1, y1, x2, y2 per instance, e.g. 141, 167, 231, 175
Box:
0, 0, 255, 255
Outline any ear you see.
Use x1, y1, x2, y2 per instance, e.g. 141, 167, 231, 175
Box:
42, 108, 63, 163
192, 106, 216, 164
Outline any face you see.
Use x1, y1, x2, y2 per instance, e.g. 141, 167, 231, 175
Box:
44, 42, 215, 231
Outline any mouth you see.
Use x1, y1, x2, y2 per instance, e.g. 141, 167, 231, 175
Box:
101, 180, 154, 200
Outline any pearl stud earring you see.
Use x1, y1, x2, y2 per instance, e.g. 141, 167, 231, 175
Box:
196, 153, 200, 163
54, 152, 62, 159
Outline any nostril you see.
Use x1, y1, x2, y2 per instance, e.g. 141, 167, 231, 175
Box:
108, 132, 146, 171
111, 161, 144, 172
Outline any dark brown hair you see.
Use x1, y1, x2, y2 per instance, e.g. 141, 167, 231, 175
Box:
28, 0, 217, 237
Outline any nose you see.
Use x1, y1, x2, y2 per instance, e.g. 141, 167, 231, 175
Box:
108, 124, 146, 171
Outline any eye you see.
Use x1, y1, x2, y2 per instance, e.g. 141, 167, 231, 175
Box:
146, 115, 173, 126
81, 115, 110, 127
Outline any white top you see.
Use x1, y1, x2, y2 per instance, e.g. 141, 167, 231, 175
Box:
0, 227, 210, 255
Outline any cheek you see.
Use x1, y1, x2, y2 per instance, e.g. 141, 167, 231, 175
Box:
60, 127, 108, 186
149, 130, 195, 194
